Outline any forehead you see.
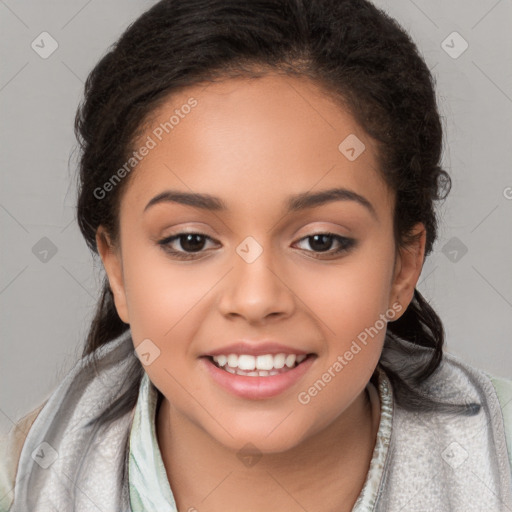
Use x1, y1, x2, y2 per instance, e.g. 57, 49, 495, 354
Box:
124, 73, 393, 217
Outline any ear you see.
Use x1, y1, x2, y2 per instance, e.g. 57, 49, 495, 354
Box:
96, 226, 130, 324
388, 223, 426, 321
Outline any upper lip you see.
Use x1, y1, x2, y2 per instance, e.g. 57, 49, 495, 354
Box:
203, 341, 312, 357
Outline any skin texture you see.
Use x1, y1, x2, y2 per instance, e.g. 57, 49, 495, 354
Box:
97, 73, 426, 512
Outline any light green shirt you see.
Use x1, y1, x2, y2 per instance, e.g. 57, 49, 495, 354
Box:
127, 367, 396, 511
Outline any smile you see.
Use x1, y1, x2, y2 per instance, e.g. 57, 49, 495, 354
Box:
201, 353, 317, 399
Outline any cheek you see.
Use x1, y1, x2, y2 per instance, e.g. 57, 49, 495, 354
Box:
121, 244, 213, 399
297, 237, 394, 403
295, 264, 391, 430
301, 242, 395, 337
121, 241, 219, 356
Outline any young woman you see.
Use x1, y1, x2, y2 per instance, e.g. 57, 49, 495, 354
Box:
2, 0, 511, 511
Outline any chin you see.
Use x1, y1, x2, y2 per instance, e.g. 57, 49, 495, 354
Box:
212, 423, 309, 456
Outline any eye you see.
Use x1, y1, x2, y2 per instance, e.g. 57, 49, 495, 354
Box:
158, 232, 218, 260
158, 231, 356, 260
293, 233, 356, 258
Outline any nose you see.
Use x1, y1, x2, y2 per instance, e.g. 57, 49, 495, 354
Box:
217, 240, 296, 325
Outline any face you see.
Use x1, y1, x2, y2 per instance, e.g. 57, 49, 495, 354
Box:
97, 73, 425, 454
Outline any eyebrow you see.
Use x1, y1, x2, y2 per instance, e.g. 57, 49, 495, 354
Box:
144, 187, 377, 219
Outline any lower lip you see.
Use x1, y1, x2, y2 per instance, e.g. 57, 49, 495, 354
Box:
200, 355, 316, 400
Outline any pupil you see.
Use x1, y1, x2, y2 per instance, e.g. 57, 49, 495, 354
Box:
181, 234, 205, 252
310, 234, 332, 252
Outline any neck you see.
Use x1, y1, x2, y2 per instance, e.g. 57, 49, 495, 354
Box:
156, 382, 380, 512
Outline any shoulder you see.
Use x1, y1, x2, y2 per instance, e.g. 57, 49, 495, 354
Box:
419, 347, 512, 477
0, 402, 46, 512
485, 373, 512, 473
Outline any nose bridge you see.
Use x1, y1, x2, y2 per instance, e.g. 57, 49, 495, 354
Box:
218, 235, 295, 321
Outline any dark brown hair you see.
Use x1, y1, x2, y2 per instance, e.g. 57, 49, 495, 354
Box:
75, 0, 479, 427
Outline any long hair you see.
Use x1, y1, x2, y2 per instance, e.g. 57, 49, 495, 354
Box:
74, 0, 479, 427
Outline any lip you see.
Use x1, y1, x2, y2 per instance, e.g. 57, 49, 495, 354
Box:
204, 341, 311, 357
200, 353, 317, 400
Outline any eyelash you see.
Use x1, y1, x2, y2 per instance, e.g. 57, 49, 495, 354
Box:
157, 232, 356, 260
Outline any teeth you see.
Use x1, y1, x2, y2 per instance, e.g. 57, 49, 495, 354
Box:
216, 354, 228, 367
273, 354, 285, 369
212, 352, 309, 372
238, 354, 256, 370
256, 354, 274, 370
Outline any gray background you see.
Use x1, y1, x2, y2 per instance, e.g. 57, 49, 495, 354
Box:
1, 0, 511, 436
